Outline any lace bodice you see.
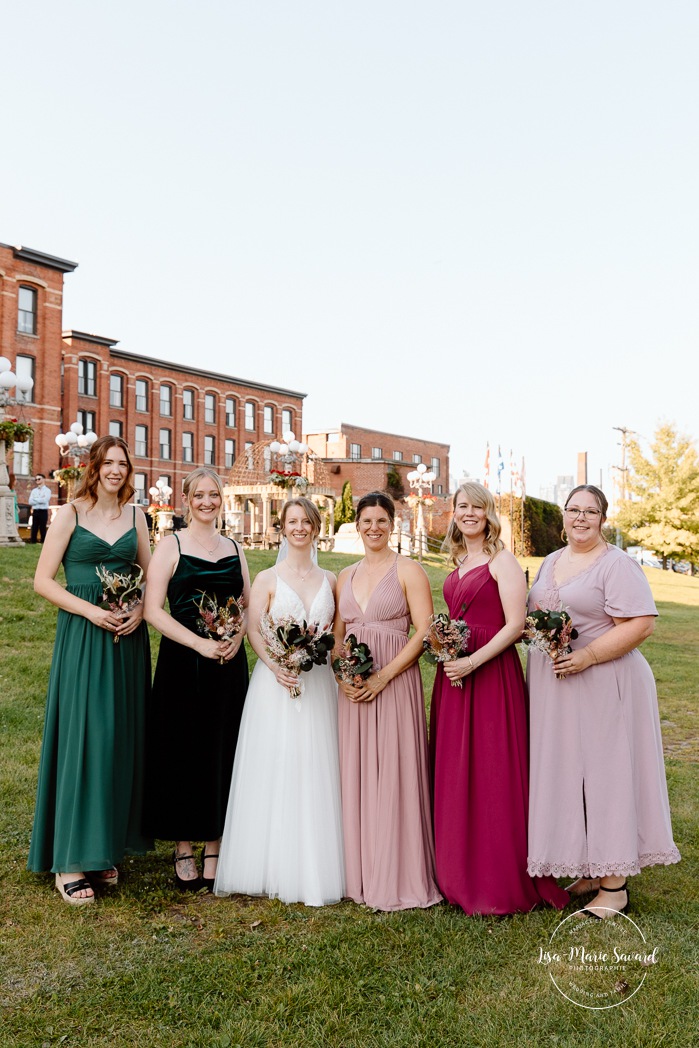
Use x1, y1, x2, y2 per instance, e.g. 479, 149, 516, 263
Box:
271, 573, 335, 628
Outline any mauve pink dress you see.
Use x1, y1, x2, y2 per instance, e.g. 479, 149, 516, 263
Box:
337, 560, 442, 910
430, 564, 568, 915
527, 545, 681, 879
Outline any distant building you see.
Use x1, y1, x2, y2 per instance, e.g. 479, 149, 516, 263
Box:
0, 242, 305, 508
304, 423, 450, 502
539, 474, 574, 509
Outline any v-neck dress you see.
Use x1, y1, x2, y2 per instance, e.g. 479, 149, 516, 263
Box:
144, 537, 249, 841
337, 560, 441, 910
215, 573, 345, 905
527, 545, 681, 878
28, 516, 152, 874
430, 564, 568, 914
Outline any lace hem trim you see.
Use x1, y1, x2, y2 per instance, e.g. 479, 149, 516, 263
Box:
527, 848, 681, 879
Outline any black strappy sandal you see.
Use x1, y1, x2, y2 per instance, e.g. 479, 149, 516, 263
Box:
172, 851, 202, 892
55, 873, 95, 906
200, 846, 219, 892
582, 881, 629, 920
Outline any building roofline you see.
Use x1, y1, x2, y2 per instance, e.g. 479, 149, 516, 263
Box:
1, 243, 79, 273
307, 422, 449, 450
107, 347, 306, 399
63, 329, 119, 348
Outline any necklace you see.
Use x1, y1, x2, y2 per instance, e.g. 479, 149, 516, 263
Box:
286, 562, 314, 582
364, 550, 393, 575
192, 532, 220, 557
457, 548, 484, 568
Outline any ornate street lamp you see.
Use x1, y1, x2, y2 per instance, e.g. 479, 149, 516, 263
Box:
148, 478, 174, 542
406, 462, 436, 562
54, 422, 99, 501
267, 430, 310, 494
0, 357, 34, 547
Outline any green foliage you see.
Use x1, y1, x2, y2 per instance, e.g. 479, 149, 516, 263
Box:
502, 496, 563, 557
334, 480, 355, 527
615, 423, 699, 567
386, 467, 405, 500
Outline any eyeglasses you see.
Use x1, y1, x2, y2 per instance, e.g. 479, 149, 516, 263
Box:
564, 507, 601, 519
359, 518, 392, 529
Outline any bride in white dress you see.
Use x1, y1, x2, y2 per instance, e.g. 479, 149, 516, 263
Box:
214, 497, 345, 906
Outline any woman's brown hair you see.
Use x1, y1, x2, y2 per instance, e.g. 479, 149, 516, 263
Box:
73, 436, 135, 507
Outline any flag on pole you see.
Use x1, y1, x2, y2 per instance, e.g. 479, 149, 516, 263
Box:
511, 451, 522, 497
521, 456, 526, 502
496, 446, 504, 494
483, 443, 490, 488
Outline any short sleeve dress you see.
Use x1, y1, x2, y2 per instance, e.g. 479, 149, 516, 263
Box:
28, 517, 152, 874
527, 544, 681, 879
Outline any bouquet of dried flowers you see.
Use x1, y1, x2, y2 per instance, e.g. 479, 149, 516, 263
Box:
422, 610, 472, 687
95, 564, 144, 643
332, 634, 374, 687
522, 607, 578, 679
260, 613, 335, 704
194, 591, 245, 664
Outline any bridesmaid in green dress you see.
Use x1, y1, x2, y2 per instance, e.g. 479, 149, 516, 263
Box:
28, 437, 152, 905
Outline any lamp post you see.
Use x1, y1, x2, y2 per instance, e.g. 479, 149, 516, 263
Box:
148, 478, 174, 542
0, 357, 35, 547
267, 430, 309, 496
54, 423, 99, 501
406, 463, 436, 562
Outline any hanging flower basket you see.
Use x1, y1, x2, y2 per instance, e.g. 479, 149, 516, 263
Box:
0, 418, 33, 448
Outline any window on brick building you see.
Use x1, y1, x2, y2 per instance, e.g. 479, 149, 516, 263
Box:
160, 384, 173, 416
371, 447, 382, 459
109, 421, 123, 438
412, 453, 422, 464
159, 428, 172, 459
78, 359, 97, 397
245, 402, 256, 431
204, 435, 215, 466
109, 373, 123, 408
205, 394, 216, 424
182, 432, 194, 463
135, 425, 148, 457
263, 406, 274, 434
393, 450, 402, 461
282, 409, 292, 433
18, 286, 37, 335
157, 473, 171, 491
431, 457, 440, 477
225, 397, 236, 427
77, 410, 96, 434
225, 438, 236, 469
136, 379, 149, 412
15, 355, 34, 403
183, 388, 195, 420
134, 473, 147, 505
437, 484, 443, 494
13, 438, 30, 475
350, 443, 361, 460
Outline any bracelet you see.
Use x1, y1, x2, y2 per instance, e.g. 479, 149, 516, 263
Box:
588, 647, 599, 665
376, 672, 384, 685
465, 655, 475, 673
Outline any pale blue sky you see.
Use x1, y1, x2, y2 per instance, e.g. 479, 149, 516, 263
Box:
3, 1, 697, 499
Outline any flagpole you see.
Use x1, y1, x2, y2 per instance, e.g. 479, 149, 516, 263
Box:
509, 449, 514, 552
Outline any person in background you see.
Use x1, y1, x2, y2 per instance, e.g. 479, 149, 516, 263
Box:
28, 473, 51, 543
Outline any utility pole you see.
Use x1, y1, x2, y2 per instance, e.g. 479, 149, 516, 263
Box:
612, 426, 633, 548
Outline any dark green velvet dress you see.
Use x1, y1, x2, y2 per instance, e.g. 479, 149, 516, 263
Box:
28, 521, 151, 874
144, 539, 249, 841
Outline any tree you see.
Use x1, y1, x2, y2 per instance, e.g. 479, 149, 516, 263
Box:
334, 481, 355, 528
614, 423, 699, 569
386, 467, 405, 500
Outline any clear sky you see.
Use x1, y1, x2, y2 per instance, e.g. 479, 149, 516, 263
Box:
2, 1, 697, 502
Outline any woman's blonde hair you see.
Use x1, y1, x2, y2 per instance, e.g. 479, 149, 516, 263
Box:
182, 467, 224, 527
280, 496, 322, 540
443, 482, 504, 565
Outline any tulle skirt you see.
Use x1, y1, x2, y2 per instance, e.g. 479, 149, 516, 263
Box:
214, 660, 345, 906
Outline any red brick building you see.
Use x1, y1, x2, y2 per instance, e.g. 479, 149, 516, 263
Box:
304, 423, 450, 502
1, 242, 305, 508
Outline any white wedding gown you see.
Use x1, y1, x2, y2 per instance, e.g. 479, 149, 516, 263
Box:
214, 572, 345, 906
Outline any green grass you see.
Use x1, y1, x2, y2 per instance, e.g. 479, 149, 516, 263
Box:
0, 546, 697, 1047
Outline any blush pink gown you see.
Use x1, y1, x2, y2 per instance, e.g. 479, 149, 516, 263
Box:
338, 560, 442, 910
430, 564, 569, 915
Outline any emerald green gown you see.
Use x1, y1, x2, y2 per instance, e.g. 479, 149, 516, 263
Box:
27, 518, 151, 874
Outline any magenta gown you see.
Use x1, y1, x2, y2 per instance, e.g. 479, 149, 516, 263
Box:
337, 560, 442, 910
430, 564, 568, 915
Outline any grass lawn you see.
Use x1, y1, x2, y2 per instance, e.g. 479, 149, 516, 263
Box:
0, 546, 697, 1047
